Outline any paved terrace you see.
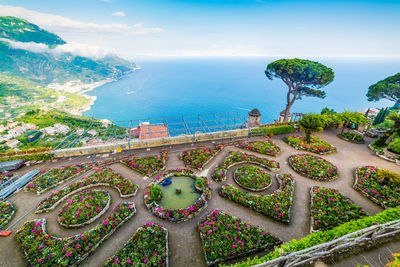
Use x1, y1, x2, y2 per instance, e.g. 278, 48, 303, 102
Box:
1, 129, 399, 267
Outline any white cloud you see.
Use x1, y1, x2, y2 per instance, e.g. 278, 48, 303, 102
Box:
112, 11, 125, 17
0, 5, 163, 35
2, 38, 115, 59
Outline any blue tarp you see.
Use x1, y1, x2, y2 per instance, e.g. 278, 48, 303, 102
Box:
0, 169, 39, 199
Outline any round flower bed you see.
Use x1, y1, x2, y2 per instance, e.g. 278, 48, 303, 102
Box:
288, 154, 338, 181
354, 166, 400, 208
0, 201, 15, 229
144, 169, 211, 222
233, 166, 272, 191
58, 190, 110, 228
310, 186, 367, 232
284, 135, 337, 155
198, 210, 282, 266
37, 167, 138, 213
181, 145, 222, 170
105, 222, 168, 266
236, 139, 281, 156
338, 132, 365, 144
212, 151, 280, 182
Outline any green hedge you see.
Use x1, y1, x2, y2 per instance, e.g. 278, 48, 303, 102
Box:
250, 125, 294, 136
226, 206, 400, 267
0, 153, 52, 162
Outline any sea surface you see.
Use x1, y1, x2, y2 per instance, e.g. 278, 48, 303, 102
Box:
84, 57, 400, 124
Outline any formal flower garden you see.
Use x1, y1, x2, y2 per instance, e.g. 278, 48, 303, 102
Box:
181, 145, 223, 170
25, 163, 92, 195
122, 152, 167, 177
144, 169, 211, 222
233, 165, 272, 191
198, 210, 282, 266
354, 166, 400, 208
16, 202, 136, 266
0, 201, 15, 229
104, 222, 168, 266
236, 139, 281, 156
284, 135, 337, 154
218, 174, 295, 224
310, 186, 367, 232
58, 190, 110, 228
36, 167, 138, 213
212, 151, 280, 181
288, 153, 338, 181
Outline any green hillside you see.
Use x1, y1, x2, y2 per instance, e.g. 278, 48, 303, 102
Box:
0, 16, 65, 47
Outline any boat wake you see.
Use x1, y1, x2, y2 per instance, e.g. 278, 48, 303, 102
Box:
126, 75, 151, 95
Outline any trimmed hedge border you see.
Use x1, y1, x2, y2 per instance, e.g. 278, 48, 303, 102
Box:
105, 222, 169, 266
337, 133, 365, 144
57, 190, 111, 228
17, 202, 136, 267
218, 174, 295, 224
288, 154, 338, 181
144, 169, 211, 223
233, 166, 272, 192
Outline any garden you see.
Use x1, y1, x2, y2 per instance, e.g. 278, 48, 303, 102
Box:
0, 201, 15, 229
181, 145, 223, 170
354, 166, 400, 208
144, 169, 211, 222
338, 132, 365, 144
236, 139, 281, 156
57, 190, 110, 228
233, 165, 271, 191
25, 163, 92, 194
198, 210, 282, 266
288, 153, 338, 181
310, 186, 367, 232
16, 202, 136, 266
122, 152, 167, 177
212, 151, 280, 181
36, 167, 138, 213
104, 222, 168, 266
284, 135, 337, 155
218, 174, 295, 224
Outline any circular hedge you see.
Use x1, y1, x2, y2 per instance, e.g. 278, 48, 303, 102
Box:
288, 154, 338, 181
58, 190, 110, 228
233, 166, 272, 191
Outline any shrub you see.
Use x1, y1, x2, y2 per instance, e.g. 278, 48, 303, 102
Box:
250, 124, 294, 136
195, 177, 207, 190
0, 201, 15, 229
340, 132, 365, 143
150, 184, 162, 203
388, 139, 400, 154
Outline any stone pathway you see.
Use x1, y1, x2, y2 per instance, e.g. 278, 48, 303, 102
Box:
1, 129, 399, 267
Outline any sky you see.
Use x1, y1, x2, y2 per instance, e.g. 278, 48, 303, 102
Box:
0, 0, 399, 59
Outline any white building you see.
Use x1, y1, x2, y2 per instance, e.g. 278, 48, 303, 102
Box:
54, 124, 70, 135
9, 126, 25, 138
6, 139, 20, 148
76, 128, 85, 136
42, 127, 56, 136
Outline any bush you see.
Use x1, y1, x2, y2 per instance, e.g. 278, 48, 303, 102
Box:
250, 124, 294, 136
0, 152, 52, 162
388, 139, 400, 154
195, 177, 207, 190
340, 132, 365, 143
150, 184, 162, 203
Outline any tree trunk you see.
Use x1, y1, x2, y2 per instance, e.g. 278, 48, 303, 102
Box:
305, 131, 311, 143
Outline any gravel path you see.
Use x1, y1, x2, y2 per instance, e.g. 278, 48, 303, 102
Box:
1, 129, 399, 267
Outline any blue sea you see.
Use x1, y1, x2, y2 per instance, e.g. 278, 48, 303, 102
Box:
84, 57, 400, 124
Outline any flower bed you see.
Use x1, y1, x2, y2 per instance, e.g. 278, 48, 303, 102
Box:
288, 154, 338, 181
58, 190, 110, 228
0, 201, 15, 229
354, 166, 400, 208
0, 172, 13, 184
338, 132, 365, 144
284, 135, 337, 155
122, 153, 167, 177
144, 169, 211, 222
16, 202, 136, 267
36, 167, 138, 213
25, 163, 92, 195
212, 151, 280, 182
233, 166, 272, 191
236, 139, 281, 156
218, 174, 295, 224
104, 222, 168, 266
310, 186, 367, 232
198, 210, 282, 266
181, 145, 223, 170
